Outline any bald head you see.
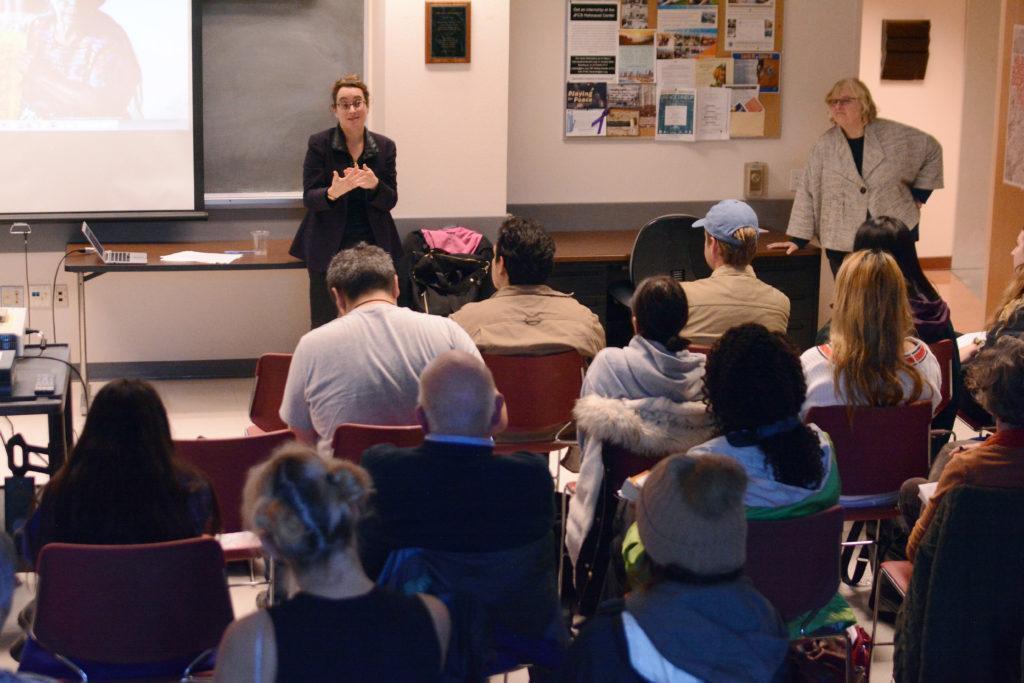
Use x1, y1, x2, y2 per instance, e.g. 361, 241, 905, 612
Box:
417, 351, 503, 437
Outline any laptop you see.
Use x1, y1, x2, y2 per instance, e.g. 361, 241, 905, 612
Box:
81, 222, 147, 264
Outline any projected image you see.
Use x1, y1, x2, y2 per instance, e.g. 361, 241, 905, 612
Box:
0, 0, 190, 127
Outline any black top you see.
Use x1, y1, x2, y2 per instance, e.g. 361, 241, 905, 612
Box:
845, 134, 865, 177
268, 588, 441, 682
359, 440, 554, 578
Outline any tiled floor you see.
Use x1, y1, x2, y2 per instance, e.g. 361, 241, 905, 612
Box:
0, 269, 983, 680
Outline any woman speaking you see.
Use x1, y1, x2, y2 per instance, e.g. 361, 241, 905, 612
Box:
289, 75, 400, 328
771, 78, 943, 275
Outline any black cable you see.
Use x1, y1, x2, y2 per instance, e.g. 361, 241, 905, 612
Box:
50, 249, 87, 345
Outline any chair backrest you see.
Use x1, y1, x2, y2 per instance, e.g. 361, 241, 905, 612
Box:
746, 505, 844, 622
33, 537, 234, 665
927, 339, 954, 416
248, 353, 292, 432
332, 423, 424, 463
603, 443, 670, 496
175, 430, 294, 533
483, 351, 584, 438
629, 214, 707, 285
687, 343, 713, 357
805, 402, 931, 498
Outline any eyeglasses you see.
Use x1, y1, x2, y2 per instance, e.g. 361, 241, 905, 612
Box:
826, 97, 857, 108
334, 99, 365, 111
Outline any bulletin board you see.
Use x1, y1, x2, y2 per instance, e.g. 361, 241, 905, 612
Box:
564, 0, 784, 141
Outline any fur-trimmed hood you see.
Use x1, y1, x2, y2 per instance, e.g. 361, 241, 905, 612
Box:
574, 394, 713, 457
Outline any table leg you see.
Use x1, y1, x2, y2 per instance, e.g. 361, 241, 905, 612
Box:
47, 407, 68, 473
76, 272, 89, 412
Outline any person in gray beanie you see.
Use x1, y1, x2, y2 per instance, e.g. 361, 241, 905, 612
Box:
563, 453, 789, 682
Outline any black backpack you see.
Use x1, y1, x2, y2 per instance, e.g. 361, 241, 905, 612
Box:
398, 229, 495, 316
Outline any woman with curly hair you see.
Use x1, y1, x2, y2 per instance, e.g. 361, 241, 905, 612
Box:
215, 443, 449, 682
692, 323, 837, 517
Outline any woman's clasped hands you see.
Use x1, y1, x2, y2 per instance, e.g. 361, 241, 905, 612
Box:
328, 163, 379, 199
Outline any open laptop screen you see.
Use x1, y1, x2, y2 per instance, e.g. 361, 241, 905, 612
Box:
80, 222, 106, 259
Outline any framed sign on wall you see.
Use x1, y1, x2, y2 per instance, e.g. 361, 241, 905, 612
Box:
426, 2, 471, 64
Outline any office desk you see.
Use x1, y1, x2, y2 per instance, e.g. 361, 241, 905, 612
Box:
548, 229, 821, 349
0, 345, 73, 474
65, 239, 303, 389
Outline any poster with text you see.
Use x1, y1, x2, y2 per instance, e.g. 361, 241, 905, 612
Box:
621, 0, 659, 29
656, 89, 695, 140
619, 30, 656, 83
567, 2, 619, 83
566, 82, 609, 136
1004, 25, 1024, 189
732, 52, 780, 92
725, 0, 775, 52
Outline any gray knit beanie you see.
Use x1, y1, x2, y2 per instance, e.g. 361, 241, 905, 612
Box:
636, 453, 748, 576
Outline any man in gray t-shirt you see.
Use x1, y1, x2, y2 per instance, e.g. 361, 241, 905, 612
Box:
280, 243, 480, 453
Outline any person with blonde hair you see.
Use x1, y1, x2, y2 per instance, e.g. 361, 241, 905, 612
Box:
214, 443, 449, 682
801, 249, 941, 417
771, 77, 943, 275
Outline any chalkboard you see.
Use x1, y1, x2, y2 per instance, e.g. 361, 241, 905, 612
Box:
202, 0, 364, 194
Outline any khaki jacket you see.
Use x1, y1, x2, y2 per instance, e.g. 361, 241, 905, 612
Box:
680, 266, 790, 347
788, 118, 943, 252
450, 284, 605, 358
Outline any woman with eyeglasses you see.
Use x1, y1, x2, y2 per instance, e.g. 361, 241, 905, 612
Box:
289, 75, 401, 328
769, 77, 943, 276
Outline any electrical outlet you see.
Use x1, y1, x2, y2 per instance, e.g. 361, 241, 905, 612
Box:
28, 285, 52, 309
789, 169, 804, 192
54, 284, 68, 308
1, 286, 24, 307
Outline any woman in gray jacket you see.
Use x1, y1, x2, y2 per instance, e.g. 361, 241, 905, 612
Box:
770, 77, 943, 275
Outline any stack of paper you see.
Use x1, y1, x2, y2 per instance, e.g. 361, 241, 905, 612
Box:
160, 251, 243, 265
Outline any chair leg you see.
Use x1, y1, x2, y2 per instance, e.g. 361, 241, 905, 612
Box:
869, 564, 883, 665
557, 486, 569, 601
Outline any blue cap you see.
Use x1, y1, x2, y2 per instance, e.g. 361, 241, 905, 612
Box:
693, 200, 765, 246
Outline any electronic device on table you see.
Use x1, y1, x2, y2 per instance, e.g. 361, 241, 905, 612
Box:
81, 221, 148, 264
0, 307, 26, 356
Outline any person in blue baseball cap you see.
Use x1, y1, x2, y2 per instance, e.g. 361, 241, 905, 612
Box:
680, 200, 791, 347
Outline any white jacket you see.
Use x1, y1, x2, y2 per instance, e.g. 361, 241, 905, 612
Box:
788, 118, 943, 252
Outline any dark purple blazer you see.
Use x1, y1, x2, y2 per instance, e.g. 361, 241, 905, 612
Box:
289, 127, 400, 272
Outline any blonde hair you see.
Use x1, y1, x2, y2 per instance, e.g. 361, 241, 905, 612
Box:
829, 250, 924, 406
714, 227, 760, 268
825, 77, 877, 125
990, 267, 1024, 329
242, 443, 372, 569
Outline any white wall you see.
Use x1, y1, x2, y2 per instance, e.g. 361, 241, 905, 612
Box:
508, 0, 864, 206
951, 0, 1001, 287
367, 0, 510, 219
859, 0, 966, 259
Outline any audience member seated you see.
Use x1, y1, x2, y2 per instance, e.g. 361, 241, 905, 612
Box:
280, 242, 480, 452
621, 324, 850, 635
679, 199, 790, 346
24, 379, 219, 565
359, 351, 561, 677
567, 276, 712, 602
899, 336, 1024, 562
801, 249, 941, 426
564, 454, 789, 682
214, 443, 450, 682
850, 216, 960, 451
957, 228, 1024, 426
450, 215, 605, 358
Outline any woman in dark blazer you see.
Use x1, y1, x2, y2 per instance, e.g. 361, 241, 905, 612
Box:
290, 75, 400, 328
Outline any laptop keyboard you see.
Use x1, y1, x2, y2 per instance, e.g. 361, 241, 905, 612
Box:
109, 251, 129, 263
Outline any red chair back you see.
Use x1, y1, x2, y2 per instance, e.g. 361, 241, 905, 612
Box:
746, 505, 844, 622
603, 443, 670, 494
687, 343, 713, 356
32, 537, 233, 665
483, 351, 584, 438
805, 402, 931, 498
927, 339, 954, 415
332, 423, 424, 463
175, 430, 294, 533
248, 353, 292, 433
